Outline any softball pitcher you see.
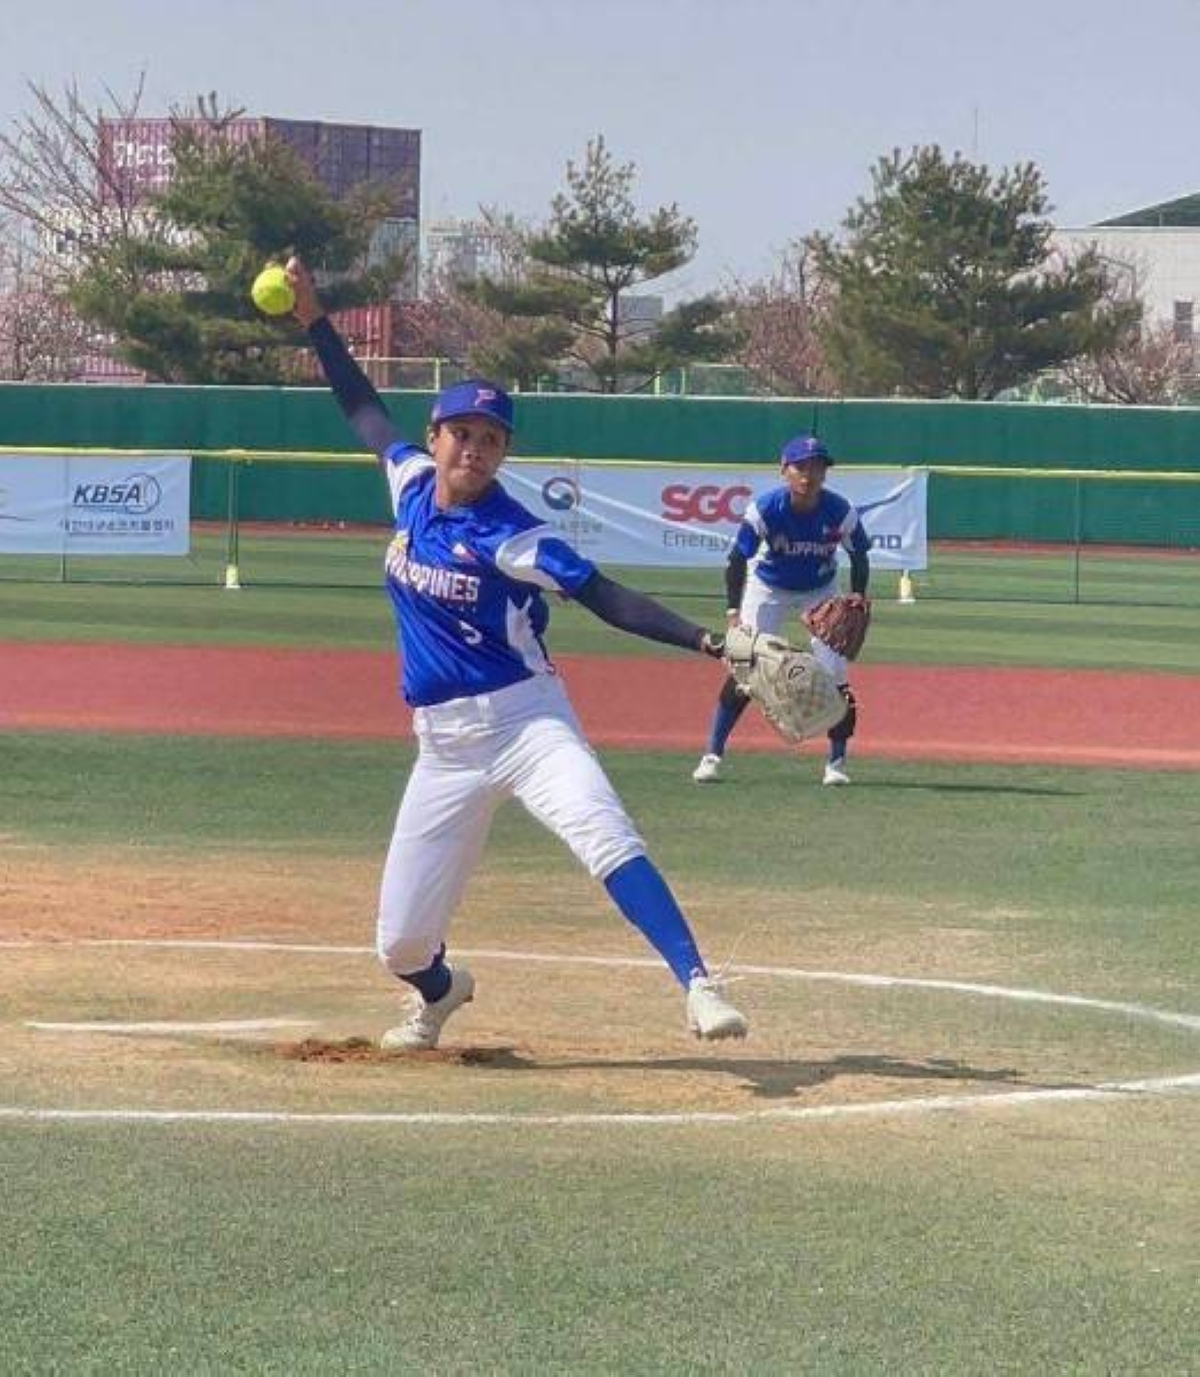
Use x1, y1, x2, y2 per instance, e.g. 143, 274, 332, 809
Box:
287, 259, 746, 1050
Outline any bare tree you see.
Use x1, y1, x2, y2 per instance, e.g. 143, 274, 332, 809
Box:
0, 217, 92, 379
0, 77, 169, 291
1061, 321, 1196, 405
0, 76, 178, 380
728, 239, 837, 396
1054, 253, 1197, 404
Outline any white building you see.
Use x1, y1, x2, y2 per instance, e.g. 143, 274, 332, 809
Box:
422, 218, 510, 288
1054, 193, 1200, 340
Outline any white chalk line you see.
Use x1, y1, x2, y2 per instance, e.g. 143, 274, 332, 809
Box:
5, 937, 1200, 1128
2, 1072, 1200, 1128
15, 937, 1200, 1037
26, 1018, 314, 1035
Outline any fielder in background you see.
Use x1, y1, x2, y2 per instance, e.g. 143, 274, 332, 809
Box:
693, 435, 871, 786
284, 258, 747, 1051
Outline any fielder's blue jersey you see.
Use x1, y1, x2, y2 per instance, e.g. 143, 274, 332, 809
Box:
383, 445, 597, 706
735, 485, 870, 592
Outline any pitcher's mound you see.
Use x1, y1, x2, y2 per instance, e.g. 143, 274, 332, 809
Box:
275, 1037, 514, 1065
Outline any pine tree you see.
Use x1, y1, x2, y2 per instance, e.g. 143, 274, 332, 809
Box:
70, 105, 408, 384
812, 146, 1133, 399
468, 136, 736, 393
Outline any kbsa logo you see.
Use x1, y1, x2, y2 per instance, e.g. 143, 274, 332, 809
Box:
71, 473, 162, 515
661, 483, 751, 525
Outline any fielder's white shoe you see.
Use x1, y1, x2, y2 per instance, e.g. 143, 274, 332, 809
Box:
381, 967, 476, 1051
686, 975, 748, 1041
692, 753, 724, 783
822, 760, 851, 786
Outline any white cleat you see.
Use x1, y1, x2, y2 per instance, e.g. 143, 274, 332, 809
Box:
692, 753, 724, 783
822, 760, 851, 786
686, 975, 748, 1041
381, 967, 476, 1051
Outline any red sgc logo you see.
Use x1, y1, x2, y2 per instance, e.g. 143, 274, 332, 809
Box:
660, 483, 752, 525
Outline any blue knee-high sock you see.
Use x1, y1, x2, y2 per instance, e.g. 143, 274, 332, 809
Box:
707, 693, 749, 756
827, 684, 854, 765
604, 856, 706, 988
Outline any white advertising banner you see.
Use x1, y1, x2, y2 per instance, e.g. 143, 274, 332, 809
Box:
504, 461, 928, 570
0, 454, 191, 555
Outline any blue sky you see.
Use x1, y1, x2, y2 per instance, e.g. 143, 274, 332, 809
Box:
4, 0, 1198, 298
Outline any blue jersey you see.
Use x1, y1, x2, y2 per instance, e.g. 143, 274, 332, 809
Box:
735, 485, 870, 593
383, 445, 597, 706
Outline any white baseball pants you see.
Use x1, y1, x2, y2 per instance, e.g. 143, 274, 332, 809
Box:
377, 674, 645, 976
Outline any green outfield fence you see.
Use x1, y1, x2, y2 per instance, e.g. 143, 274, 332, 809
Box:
8, 381, 1200, 466
0, 385, 1197, 606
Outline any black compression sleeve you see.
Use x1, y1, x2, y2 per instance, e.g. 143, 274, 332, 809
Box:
849, 549, 870, 595
724, 549, 749, 612
308, 316, 402, 458
573, 572, 707, 653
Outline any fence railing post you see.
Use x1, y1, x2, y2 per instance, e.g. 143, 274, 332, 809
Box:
223, 457, 242, 591
1071, 475, 1082, 605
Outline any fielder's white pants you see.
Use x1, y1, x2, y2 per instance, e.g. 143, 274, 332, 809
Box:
739, 575, 849, 683
377, 673, 645, 976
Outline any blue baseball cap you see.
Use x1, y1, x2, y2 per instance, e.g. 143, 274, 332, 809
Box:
780, 434, 833, 467
430, 378, 514, 433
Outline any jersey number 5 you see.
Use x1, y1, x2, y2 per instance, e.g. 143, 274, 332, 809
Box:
457, 619, 483, 646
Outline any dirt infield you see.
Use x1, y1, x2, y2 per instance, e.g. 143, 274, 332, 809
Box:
2, 640, 1198, 769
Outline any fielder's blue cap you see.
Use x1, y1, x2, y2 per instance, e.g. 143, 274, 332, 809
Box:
430, 378, 514, 433
780, 434, 833, 467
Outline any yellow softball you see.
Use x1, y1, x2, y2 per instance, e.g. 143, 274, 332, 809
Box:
251, 265, 296, 316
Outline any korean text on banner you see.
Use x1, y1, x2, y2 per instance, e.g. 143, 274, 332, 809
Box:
0, 454, 191, 556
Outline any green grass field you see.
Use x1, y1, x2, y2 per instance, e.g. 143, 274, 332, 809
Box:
3, 561, 1200, 674
2, 554, 1198, 1372
6, 1109, 1195, 1373
2, 730, 1199, 1373
3, 522, 1199, 608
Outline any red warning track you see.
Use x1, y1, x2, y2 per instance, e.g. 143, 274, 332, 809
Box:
1, 641, 1197, 770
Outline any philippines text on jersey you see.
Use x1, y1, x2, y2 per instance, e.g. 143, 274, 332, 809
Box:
768, 534, 841, 557
385, 533, 482, 605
